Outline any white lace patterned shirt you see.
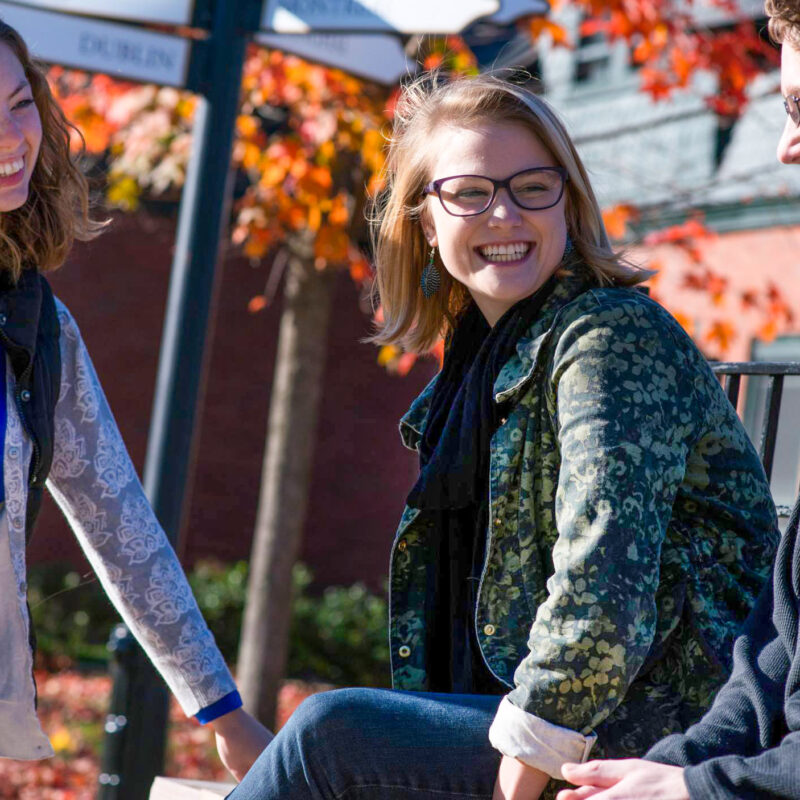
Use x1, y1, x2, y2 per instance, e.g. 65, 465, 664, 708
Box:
0, 299, 237, 760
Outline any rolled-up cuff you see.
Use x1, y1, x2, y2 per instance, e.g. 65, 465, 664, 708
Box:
488, 696, 597, 779
195, 690, 243, 724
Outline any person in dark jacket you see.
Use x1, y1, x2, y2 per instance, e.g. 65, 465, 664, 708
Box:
556, 2, 800, 798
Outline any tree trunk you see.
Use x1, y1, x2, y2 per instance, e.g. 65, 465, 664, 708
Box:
237, 254, 336, 726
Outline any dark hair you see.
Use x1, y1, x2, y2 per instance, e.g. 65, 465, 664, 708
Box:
0, 19, 106, 280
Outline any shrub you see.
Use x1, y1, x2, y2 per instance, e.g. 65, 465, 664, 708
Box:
27, 560, 390, 687
27, 563, 118, 668
189, 560, 390, 687
288, 563, 390, 687
186, 559, 249, 663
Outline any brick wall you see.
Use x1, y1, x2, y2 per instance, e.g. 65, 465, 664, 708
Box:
28, 210, 436, 590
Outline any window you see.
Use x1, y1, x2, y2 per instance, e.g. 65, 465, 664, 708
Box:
574, 32, 611, 85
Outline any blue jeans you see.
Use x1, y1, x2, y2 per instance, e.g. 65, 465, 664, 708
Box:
227, 688, 503, 799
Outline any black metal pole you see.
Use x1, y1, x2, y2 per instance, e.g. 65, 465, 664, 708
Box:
98, 627, 170, 798
98, 1, 261, 796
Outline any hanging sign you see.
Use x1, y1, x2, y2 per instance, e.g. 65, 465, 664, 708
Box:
1, 0, 196, 26
0, 1, 191, 86
490, 0, 550, 24
261, 0, 501, 34
255, 32, 412, 84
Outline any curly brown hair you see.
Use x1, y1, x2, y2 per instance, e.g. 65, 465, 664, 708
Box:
0, 19, 106, 280
766, 0, 800, 45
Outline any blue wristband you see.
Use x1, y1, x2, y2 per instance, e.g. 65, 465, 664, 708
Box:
195, 690, 243, 724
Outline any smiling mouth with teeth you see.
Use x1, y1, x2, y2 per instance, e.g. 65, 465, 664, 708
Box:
477, 242, 532, 263
0, 157, 25, 178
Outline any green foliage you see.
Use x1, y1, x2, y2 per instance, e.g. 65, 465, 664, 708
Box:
188, 560, 390, 687
288, 564, 390, 688
27, 563, 118, 667
26, 560, 390, 687
186, 559, 249, 662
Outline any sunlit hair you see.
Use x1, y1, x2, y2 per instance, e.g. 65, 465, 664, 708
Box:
0, 19, 106, 281
369, 72, 649, 353
766, 0, 800, 45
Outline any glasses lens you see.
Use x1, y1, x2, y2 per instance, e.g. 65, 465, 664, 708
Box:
509, 169, 565, 210
437, 176, 495, 215
785, 97, 800, 126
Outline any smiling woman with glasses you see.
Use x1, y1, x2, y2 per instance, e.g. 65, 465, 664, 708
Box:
227, 73, 779, 800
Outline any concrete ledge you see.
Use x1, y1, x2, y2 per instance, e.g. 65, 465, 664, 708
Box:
149, 777, 236, 799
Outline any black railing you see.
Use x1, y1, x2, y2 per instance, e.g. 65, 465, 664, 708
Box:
712, 362, 800, 516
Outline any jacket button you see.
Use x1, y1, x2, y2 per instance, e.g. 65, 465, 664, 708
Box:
397, 540, 407, 552
398, 645, 411, 658
483, 624, 496, 636
0, 313, 6, 325
494, 518, 502, 527
20, 390, 31, 402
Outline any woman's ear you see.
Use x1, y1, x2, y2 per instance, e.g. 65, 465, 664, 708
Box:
420, 209, 438, 248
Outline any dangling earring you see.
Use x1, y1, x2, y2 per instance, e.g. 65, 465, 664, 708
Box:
420, 247, 441, 298
562, 235, 575, 260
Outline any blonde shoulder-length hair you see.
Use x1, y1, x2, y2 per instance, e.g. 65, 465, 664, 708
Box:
370, 72, 649, 353
0, 19, 106, 281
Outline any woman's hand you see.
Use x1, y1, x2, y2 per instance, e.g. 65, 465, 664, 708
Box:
493, 755, 550, 800
210, 707, 274, 782
557, 760, 689, 800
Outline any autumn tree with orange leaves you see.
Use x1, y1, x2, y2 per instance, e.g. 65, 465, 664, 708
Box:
230, 49, 394, 726
562, 0, 774, 113
234, 40, 479, 725
48, 0, 792, 726
550, 0, 793, 361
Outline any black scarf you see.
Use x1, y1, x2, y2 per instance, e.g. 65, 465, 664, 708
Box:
407, 274, 558, 511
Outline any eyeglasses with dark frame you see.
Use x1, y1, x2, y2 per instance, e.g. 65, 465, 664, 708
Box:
784, 94, 800, 126
423, 166, 569, 217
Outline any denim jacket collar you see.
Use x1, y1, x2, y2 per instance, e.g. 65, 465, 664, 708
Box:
399, 264, 595, 452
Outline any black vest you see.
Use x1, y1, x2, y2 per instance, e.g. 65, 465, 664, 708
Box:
0, 269, 61, 543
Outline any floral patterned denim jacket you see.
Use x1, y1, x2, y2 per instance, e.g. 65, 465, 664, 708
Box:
389, 265, 779, 767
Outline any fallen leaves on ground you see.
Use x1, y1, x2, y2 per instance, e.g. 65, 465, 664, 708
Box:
0, 670, 324, 798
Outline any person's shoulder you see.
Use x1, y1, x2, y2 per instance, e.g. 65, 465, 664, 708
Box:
53, 295, 73, 324
547, 284, 706, 385
581, 284, 667, 316
52, 297, 82, 345
560, 284, 693, 345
